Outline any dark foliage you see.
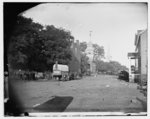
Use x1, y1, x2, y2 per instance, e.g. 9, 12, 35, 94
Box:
8, 15, 74, 72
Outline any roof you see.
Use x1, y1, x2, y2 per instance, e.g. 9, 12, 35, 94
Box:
134, 29, 147, 46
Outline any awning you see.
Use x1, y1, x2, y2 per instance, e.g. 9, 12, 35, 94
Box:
128, 52, 139, 59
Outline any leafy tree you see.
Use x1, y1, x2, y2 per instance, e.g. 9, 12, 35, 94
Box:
8, 15, 74, 72
8, 16, 44, 70
80, 42, 104, 61
40, 25, 73, 70
80, 42, 105, 74
93, 44, 104, 62
96, 60, 128, 74
80, 42, 87, 52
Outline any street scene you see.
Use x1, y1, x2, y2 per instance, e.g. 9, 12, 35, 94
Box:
4, 2, 148, 117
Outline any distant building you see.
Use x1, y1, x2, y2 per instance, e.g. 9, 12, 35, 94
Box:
85, 41, 96, 73
128, 29, 148, 84
85, 41, 94, 61
69, 40, 81, 74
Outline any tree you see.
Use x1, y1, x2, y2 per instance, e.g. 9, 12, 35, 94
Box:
80, 42, 87, 52
80, 42, 105, 74
96, 60, 128, 74
8, 16, 44, 70
40, 25, 74, 71
80, 42, 104, 61
93, 44, 104, 62
8, 15, 74, 72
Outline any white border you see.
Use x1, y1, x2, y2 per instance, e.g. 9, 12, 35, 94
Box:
1, 0, 149, 119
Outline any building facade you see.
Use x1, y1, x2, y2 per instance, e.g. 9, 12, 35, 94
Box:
128, 29, 148, 85
85, 41, 96, 73
135, 30, 148, 84
69, 40, 81, 74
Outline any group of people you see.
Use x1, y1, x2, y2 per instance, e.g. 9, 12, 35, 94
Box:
15, 70, 37, 81
14, 70, 53, 81
13, 70, 83, 81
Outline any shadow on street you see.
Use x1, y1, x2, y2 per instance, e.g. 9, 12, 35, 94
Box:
33, 96, 73, 112
136, 97, 147, 111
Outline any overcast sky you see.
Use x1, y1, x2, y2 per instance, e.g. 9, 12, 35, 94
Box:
23, 3, 147, 67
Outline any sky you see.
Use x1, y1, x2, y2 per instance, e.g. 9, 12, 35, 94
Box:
23, 3, 147, 67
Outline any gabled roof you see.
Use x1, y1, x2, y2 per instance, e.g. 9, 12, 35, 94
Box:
134, 29, 147, 46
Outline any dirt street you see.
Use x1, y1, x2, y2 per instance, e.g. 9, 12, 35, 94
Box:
11, 75, 147, 113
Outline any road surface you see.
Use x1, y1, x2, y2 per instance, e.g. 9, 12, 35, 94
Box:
10, 75, 147, 114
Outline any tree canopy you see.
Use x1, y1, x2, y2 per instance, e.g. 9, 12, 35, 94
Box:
8, 15, 74, 72
80, 42, 105, 74
79, 41, 128, 74
92, 44, 104, 61
80, 42, 87, 52
80, 42, 104, 61
95, 60, 128, 74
